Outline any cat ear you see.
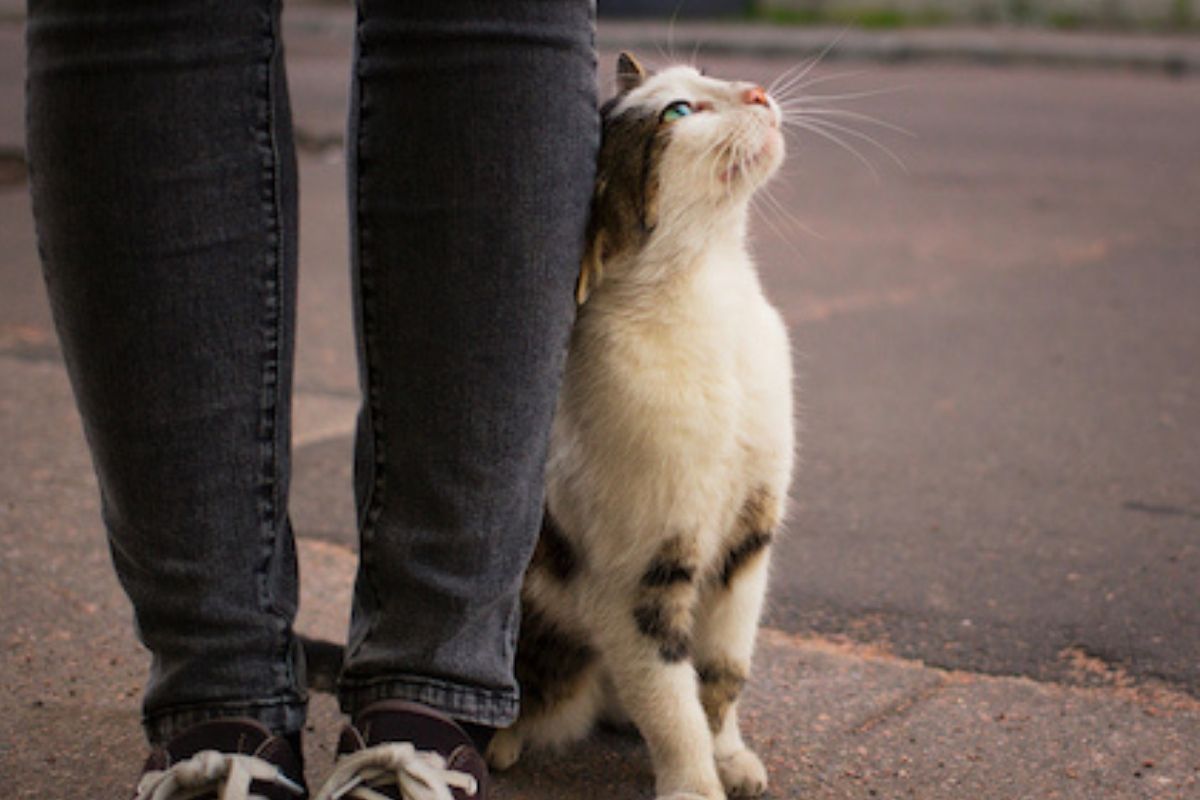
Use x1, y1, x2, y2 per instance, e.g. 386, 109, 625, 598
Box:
577, 228, 605, 305
616, 52, 647, 94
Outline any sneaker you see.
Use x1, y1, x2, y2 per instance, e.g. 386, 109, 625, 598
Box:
135, 718, 307, 800
313, 700, 488, 800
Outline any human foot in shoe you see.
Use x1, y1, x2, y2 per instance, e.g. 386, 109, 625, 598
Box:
136, 718, 306, 800
314, 700, 488, 800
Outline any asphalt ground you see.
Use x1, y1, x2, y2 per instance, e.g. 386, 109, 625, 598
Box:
276, 11, 1200, 698
741, 57, 1200, 695
2, 10, 1199, 799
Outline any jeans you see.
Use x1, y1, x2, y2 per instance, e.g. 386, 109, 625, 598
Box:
25, 0, 597, 743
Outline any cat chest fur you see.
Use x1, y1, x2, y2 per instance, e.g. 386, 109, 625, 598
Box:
548, 245, 792, 591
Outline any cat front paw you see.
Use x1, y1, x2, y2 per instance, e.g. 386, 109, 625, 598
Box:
655, 794, 720, 800
717, 748, 768, 797
485, 728, 524, 772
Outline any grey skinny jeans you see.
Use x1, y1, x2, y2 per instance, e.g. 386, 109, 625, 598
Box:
25, 0, 597, 743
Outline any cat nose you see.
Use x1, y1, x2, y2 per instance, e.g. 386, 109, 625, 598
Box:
742, 86, 769, 107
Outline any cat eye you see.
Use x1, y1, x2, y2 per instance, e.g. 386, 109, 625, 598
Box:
660, 100, 694, 123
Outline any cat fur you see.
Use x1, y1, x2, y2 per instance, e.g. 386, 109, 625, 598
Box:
487, 53, 795, 800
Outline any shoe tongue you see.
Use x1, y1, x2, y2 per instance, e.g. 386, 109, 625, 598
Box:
355, 701, 472, 760
165, 719, 273, 762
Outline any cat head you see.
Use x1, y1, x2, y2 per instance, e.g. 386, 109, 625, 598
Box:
577, 52, 784, 304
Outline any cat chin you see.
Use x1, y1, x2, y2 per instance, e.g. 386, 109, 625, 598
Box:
719, 129, 784, 188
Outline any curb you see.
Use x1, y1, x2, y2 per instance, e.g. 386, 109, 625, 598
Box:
596, 21, 1200, 75
269, 7, 1200, 76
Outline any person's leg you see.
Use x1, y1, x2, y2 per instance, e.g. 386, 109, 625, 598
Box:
26, 0, 304, 744
340, 0, 599, 729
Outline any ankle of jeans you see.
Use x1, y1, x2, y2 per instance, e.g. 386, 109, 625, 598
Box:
337, 674, 518, 730
143, 696, 308, 746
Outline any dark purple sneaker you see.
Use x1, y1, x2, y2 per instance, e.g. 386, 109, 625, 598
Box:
135, 718, 306, 800
313, 700, 488, 800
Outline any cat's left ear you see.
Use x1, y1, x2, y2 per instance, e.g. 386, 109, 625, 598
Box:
577, 228, 605, 305
616, 52, 647, 94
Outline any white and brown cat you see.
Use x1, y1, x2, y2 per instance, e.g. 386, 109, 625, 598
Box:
488, 53, 795, 800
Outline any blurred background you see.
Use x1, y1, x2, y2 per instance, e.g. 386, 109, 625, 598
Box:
2, 1, 1198, 798
615, 0, 1199, 28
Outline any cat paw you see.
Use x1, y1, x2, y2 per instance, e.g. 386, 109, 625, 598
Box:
485, 728, 523, 772
717, 748, 768, 797
655, 793, 718, 800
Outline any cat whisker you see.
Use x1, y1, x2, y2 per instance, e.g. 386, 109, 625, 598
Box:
689, 35, 705, 69
769, 64, 817, 100
788, 114, 907, 172
724, 130, 750, 197
771, 68, 825, 105
784, 107, 914, 138
705, 119, 755, 192
748, 190, 818, 268
768, 25, 852, 98
757, 185, 824, 241
778, 85, 911, 106
729, 121, 766, 188
722, 141, 742, 198
695, 131, 735, 182
696, 137, 725, 167
750, 194, 798, 250
653, 40, 671, 67
665, 1, 683, 64
770, 69, 871, 103
783, 119, 880, 180
768, 59, 818, 97
705, 136, 732, 193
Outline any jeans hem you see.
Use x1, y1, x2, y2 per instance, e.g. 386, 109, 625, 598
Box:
338, 675, 519, 728
143, 695, 308, 745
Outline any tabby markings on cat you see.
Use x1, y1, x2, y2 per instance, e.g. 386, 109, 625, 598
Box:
488, 52, 796, 800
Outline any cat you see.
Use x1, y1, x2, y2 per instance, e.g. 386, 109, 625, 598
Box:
484, 53, 795, 800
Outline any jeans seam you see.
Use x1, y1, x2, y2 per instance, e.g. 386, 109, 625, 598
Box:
257, 0, 301, 706
349, 11, 387, 663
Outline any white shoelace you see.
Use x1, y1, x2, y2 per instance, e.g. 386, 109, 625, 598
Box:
135, 750, 305, 800
312, 742, 478, 800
